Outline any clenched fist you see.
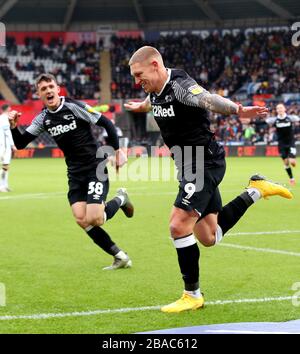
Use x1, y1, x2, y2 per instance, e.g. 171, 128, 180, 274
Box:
8, 110, 22, 129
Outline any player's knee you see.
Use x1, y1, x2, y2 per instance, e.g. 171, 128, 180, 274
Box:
169, 221, 188, 238
201, 237, 215, 247
194, 227, 216, 247
86, 215, 105, 227
75, 217, 89, 229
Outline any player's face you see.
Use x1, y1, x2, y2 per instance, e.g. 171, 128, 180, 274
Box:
37, 80, 61, 110
130, 62, 159, 93
276, 104, 286, 116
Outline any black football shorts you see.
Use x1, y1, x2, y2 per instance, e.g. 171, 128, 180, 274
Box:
279, 145, 297, 159
174, 159, 226, 218
67, 167, 109, 205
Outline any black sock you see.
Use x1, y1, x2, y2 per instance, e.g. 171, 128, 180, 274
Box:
218, 192, 254, 235
86, 226, 120, 256
105, 197, 121, 221
285, 167, 293, 179
175, 236, 200, 291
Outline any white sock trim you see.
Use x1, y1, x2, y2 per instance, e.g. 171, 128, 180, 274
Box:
85, 225, 93, 232
246, 188, 261, 203
116, 195, 125, 206
184, 289, 201, 299
115, 250, 127, 259
173, 234, 196, 248
215, 225, 223, 244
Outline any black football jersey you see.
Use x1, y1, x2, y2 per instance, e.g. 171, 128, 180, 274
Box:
267, 115, 299, 146
26, 97, 102, 174
149, 68, 214, 149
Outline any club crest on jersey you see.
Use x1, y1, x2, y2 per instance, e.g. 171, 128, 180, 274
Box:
152, 105, 175, 118
47, 120, 77, 137
188, 84, 203, 95
63, 114, 75, 120
45, 119, 51, 126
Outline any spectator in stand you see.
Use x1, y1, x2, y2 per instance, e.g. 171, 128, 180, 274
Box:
243, 123, 256, 145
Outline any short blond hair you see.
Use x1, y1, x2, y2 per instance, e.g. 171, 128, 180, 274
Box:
129, 46, 163, 66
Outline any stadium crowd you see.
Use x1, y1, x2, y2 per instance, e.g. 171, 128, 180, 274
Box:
110, 31, 300, 145
110, 31, 300, 99
211, 103, 300, 145
1, 31, 299, 146
1, 36, 102, 102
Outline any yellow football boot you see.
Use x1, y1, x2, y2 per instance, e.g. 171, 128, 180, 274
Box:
248, 174, 293, 199
161, 293, 204, 313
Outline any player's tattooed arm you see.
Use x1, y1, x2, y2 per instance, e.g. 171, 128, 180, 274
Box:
174, 81, 268, 118
198, 92, 269, 118
173, 81, 238, 115
197, 92, 239, 115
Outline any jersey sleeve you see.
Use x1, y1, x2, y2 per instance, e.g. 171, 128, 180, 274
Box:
26, 111, 46, 136
171, 74, 208, 108
64, 99, 101, 124
290, 115, 300, 122
266, 117, 276, 124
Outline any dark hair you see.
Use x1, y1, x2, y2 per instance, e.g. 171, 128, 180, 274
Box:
1, 104, 10, 111
35, 73, 58, 90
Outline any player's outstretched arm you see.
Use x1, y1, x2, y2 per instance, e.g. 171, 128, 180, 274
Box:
173, 82, 269, 119
196, 91, 269, 118
237, 104, 269, 119
124, 96, 151, 113
196, 91, 239, 115
8, 110, 36, 149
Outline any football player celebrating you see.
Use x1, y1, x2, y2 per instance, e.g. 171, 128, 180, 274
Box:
9, 73, 133, 270
125, 46, 293, 313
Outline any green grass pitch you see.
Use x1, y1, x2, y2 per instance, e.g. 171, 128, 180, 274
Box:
0, 157, 299, 333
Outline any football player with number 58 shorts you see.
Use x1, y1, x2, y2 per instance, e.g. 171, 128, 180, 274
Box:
9, 73, 134, 270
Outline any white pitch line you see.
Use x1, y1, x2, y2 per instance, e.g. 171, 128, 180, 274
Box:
0, 192, 65, 201
0, 295, 295, 321
220, 243, 300, 257
228, 230, 300, 236
0, 188, 244, 201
